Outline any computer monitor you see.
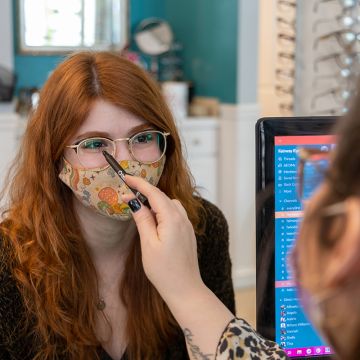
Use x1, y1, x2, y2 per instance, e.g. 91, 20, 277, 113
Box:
256, 116, 337, 359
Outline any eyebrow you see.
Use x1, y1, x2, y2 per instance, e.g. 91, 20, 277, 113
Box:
74, 123, 154, 142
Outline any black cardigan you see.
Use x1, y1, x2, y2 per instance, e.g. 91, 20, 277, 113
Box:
0, 199, 235, 359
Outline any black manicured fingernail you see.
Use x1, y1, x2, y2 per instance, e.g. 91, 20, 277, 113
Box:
128, 198, 142, 213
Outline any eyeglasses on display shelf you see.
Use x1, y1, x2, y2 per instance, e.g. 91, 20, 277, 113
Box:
278, 51, 296, 64
312, 69, 354, 89
314, 29, 360, 51
310, 0, 360, 117
279, 102, 294, 116
313, 10, 360, 31
314, 51, 360, 71
275, 84, 295, 97
311, 87, 353, 109
278, 33, 297, 48
276, 0, 297, 115
314, 0, 360, 13
278, 0, 297, 14
277, 16, 296, 34
276, 68, 296, 82
312, 106, 349, 115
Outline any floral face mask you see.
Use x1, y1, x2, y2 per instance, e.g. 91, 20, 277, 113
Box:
59, 157, 165, 220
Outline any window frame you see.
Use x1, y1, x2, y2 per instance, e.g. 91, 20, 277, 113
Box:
17, 0, 129, 54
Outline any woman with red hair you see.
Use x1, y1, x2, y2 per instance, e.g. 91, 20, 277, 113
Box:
0, 51, 286, 359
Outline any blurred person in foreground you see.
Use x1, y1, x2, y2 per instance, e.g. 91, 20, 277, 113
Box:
293, 87, 360, 360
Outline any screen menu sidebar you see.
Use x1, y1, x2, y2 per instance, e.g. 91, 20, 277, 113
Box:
274, 135, 335, 358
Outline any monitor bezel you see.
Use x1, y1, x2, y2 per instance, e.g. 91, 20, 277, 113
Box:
255, 116, 337, 360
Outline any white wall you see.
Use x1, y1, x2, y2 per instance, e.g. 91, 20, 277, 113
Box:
217, 0, 261, 289
218, 104, 259, 289
0, 0, 14, 70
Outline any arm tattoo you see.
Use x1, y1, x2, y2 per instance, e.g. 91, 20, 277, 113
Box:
183, 328, 214, 360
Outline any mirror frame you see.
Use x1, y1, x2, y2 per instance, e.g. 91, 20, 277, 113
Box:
17, 0, 129, 54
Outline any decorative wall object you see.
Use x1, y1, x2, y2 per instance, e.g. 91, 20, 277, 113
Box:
275, 0, 297, 115
295, 0, 360, 116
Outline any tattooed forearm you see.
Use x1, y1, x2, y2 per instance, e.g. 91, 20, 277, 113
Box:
183, 328, 214, 360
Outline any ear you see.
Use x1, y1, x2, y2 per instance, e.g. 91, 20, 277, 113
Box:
324, 196, 360, 287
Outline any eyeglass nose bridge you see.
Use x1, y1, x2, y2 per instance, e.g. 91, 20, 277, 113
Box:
111, 137, 134, 161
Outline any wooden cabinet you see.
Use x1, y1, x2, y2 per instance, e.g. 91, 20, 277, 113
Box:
177, 118, 219, 205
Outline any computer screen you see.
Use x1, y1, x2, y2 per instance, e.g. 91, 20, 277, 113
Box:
256, 117, 337, 360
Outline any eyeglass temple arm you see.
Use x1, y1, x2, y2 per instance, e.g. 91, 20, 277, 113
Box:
65, 144, 79, 153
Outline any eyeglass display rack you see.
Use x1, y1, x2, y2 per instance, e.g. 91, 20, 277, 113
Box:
294, 0, 360, 116
275, 0, 297, 115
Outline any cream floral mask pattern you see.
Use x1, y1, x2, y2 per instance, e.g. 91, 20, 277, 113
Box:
59, 157, 165, 220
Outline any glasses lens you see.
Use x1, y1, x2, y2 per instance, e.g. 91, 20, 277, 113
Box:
130, 131, 166, 163
299, 150, 330, 202
78, 137, 114, 168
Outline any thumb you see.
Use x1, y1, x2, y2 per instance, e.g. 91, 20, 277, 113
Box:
125, 197, 159, 244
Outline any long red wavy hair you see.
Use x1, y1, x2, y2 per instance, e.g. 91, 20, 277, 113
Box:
0, 51, 203, 359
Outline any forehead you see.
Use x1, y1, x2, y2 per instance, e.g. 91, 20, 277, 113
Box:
74, 99, 147, 138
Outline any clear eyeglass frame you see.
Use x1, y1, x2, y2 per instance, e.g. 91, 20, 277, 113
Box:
314, 0, 358, 13
311, 87, 353, 109
66, 129, 170, 169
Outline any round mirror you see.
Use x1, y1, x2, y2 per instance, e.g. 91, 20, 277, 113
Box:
134, 18, 174, 78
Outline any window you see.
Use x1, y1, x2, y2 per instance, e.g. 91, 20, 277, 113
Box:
18, 0, 128, 53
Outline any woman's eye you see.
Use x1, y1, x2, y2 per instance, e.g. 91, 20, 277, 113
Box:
133, 133, 154, 144
81, 139, 108, 150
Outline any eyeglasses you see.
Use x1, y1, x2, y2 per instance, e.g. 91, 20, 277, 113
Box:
297, 147, 332, 202
314, 30, 360, 50
312, 70, 354, 89
311, 87, 353, 109
312, 106, 349, 115
277, 0, 296, 13
275, 84, 294, 97
278, 33, 296, 48
276, 68, 295, 82
313, 12, 360, 32
314, 52, 360, 72
279, 102, 294, 112
66, 130, 170, 169
314, 0, 359, 12
278, 52, 295, 66
277, 16, 296, 33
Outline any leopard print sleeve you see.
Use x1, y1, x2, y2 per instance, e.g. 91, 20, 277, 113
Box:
216, 318, 289, 359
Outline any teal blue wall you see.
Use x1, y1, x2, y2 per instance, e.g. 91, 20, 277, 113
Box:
13, 0, 238, 103
164, 0, 237, 103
